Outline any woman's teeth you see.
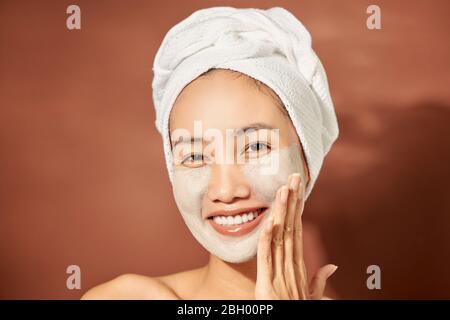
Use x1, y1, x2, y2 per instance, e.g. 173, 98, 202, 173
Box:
212, 210, 262, 226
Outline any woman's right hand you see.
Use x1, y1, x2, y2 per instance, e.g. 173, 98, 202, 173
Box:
255, 173, 338, 300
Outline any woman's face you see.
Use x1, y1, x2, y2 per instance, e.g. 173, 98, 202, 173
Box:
169, 69, 309, 263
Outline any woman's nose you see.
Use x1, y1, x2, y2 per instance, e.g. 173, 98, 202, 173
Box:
207, 164, 251, 203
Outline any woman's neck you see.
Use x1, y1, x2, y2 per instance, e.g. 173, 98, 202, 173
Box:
199, 254, 258, 299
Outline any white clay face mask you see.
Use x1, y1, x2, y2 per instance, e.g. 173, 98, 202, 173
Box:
172, 143, 305, 263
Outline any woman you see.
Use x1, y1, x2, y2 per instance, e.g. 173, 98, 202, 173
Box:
83, 6, 340, 300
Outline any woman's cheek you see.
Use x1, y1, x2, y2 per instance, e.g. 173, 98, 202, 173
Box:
172, 166, 211, 215
241, 144, 304, 205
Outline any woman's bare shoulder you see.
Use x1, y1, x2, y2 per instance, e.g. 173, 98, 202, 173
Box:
81, 273, 180, 300
156, 267, 206, 299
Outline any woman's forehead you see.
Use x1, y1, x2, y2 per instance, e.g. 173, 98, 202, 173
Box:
169, 70, 289, 132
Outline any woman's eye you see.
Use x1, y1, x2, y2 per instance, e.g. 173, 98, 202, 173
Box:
181, 153, 205, 166
246, 142, 270, 153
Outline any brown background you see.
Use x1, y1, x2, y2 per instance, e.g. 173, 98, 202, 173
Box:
1, 0, 449, 299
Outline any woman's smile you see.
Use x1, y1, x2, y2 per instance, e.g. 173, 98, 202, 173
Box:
206, 206, 269, 236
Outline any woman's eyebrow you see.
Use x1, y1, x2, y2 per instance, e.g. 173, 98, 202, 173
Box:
171, 123, 275, 148
236, 122, 275, 135
172, 136, 203, 148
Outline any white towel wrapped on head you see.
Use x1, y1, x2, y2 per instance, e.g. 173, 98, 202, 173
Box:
152, 6, 339, 200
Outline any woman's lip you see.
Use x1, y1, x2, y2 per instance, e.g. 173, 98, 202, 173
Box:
208, 208, 268, 237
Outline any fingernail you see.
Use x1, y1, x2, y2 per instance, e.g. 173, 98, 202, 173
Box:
280, 186, 289, 203
329, 265, 338, 276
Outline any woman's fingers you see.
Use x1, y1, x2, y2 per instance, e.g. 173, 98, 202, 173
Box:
271, 185, 288, 289
292, 182, 309, 298
309, 264, 338, 300
283, 174, 301, 298
256, 215, 275, 288
285, 174, 301, 235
